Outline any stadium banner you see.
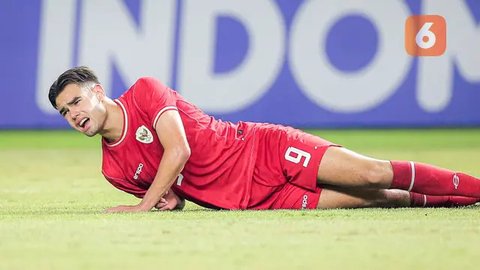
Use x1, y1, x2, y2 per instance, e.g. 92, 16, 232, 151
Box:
0, 0, 479, 128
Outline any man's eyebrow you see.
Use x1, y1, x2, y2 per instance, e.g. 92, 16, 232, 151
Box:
67, 96, 81, 106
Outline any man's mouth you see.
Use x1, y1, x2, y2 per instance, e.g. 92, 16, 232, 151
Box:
79, 118, 90, 129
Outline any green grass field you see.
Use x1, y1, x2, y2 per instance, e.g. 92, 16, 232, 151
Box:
1, 129, 479, 270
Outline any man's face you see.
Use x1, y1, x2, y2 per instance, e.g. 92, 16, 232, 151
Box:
55, 83, 107, 137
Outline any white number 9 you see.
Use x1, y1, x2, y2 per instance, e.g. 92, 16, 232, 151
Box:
284, 147, 311, 167
415, 22, 436, 49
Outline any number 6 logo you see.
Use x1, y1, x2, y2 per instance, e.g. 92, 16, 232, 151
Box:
405, 15, 446, 56
415, 22, 435, 49
284, 147, 311, 167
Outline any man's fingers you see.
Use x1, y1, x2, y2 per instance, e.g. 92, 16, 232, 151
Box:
155, 203, 167, 209
155, 199, 168, 209
158, 201, 176, 211
159, 205, 170, 211
105, 205, 123, 213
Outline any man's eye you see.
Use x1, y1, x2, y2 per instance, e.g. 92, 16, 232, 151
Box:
74, 99, 80, 105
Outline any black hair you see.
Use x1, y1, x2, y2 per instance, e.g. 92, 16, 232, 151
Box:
48, 66, 100, 109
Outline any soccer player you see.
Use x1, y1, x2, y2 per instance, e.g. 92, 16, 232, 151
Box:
48, 67, 480, 212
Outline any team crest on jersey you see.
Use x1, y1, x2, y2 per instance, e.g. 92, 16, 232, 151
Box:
135, 125, 153, 144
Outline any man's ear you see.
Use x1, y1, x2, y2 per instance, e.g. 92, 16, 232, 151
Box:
91, 84, 106, 101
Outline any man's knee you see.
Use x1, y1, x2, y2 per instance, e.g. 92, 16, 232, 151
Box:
359, 160, 393, 188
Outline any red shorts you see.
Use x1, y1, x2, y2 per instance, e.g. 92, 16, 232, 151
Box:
246, 124, 338, 210
272, 183, 322, 210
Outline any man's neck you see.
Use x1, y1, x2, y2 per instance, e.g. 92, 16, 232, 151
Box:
100, 99, 124, 143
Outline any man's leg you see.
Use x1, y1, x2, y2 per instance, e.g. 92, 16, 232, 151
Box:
317, 147, 480, 198
317, 188, 479, 209
317, 188, 409, 209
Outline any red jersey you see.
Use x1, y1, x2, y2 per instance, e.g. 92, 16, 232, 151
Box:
102, 77, 259, 209
102, 77, 335, 210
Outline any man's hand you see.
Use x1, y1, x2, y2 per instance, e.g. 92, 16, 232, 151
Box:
106, 190, 185, 213
155, 190, 185, 211
105, 203, 151, 213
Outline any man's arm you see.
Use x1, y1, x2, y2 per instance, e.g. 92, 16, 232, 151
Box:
107, 110, 190, 213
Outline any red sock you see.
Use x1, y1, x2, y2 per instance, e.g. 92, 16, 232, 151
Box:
390, 161, 480, 197
409, 192, 479, 207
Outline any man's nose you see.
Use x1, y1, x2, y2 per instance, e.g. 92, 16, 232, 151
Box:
70, 107, 80, 120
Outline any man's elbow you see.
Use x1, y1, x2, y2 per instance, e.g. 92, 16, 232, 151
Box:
166, 143, 191, 165
176, 144, 191, 163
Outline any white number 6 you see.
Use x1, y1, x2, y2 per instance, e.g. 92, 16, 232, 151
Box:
415, 22, 436, 49
284, 147, 311, 167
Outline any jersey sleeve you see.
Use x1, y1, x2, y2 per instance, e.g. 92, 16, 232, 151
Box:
131, 77, 179, 128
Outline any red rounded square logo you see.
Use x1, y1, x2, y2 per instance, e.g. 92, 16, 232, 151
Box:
405, 15, 446, 56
